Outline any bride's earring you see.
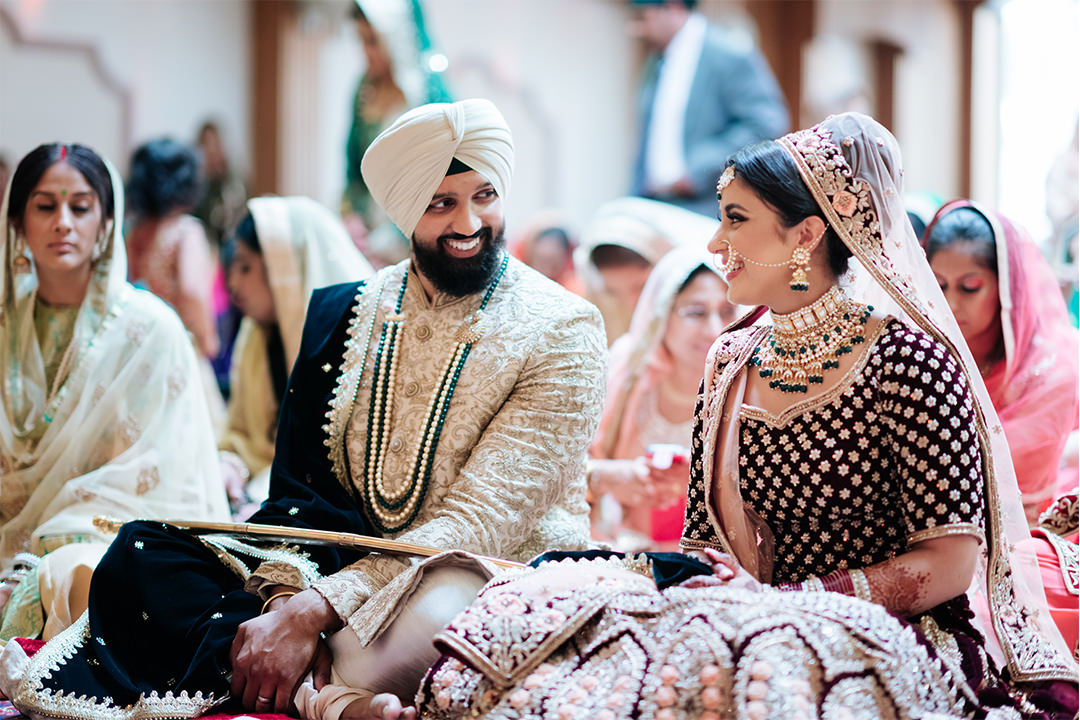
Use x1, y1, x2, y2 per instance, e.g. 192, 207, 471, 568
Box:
789, 245, 811, 292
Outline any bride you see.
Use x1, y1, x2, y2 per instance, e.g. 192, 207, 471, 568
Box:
416, 113, 1077, 720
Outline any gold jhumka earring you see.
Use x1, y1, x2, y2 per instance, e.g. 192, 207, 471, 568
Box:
789, 245, 811, 291
12, 236, 31, 273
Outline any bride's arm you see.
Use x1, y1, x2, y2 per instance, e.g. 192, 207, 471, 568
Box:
777, 534, 980, 617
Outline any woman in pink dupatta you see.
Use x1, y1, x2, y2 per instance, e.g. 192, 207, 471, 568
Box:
589, 246, 737, 550
924, 201, 1079, 520
925, 200, 1079, 656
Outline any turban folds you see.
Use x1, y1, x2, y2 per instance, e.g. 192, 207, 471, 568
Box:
361, 98, 514, 238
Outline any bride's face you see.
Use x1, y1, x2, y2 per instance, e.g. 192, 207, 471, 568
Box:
707, 176, 797, 307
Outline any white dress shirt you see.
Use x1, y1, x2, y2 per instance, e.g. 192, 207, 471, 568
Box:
644, 12, 707, 192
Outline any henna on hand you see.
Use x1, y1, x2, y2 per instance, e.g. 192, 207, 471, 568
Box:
863, 561, 930, 616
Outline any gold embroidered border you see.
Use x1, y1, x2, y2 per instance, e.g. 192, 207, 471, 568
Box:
906, 523, 984, 548
13, 613, 223, 720
321, 272, 390, 487
779, 126, 1078, 683
1033, 529, 1079, 596
694, 326, 767, 557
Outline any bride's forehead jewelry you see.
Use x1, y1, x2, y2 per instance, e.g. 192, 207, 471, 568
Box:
716, 166, 736, 198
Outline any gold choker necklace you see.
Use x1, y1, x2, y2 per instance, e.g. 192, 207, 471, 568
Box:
750, 285, 872, 393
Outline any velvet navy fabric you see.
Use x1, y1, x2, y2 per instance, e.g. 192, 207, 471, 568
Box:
37, 281, 376, 706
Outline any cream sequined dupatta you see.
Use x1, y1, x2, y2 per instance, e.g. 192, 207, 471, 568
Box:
219, 197, 373, 478
0, 157, 228, 576
709, 113, 1075, 682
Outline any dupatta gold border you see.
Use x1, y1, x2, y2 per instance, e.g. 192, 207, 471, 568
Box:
777, 133, 1075, 683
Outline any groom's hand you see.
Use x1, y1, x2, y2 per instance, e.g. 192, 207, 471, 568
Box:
230, 588, 342, 714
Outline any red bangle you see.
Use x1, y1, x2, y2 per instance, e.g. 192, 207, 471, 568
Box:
819, 569, 855, 596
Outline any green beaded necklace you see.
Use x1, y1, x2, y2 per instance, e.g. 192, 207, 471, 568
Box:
363, 252, 509, 533
750, 285, 872, 393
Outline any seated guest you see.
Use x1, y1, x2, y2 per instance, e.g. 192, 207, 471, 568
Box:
126, 137, 219, 359
589, 246, 737, 550
924, 201, 1080, 522
0, 100, 607, 720
0, 143, 228, 645
577, 196, 718, 344
219, 197, 373, 518
510, 210, 582, 295
125, 137, 225, 430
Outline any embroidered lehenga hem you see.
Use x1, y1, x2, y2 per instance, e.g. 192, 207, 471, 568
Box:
419, 557, 979, 720
8, 615, 224, 720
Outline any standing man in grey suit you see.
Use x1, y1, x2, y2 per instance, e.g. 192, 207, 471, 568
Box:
629, 0, 789, 218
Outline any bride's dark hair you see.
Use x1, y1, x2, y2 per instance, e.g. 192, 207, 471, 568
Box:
725, 141, 853, 278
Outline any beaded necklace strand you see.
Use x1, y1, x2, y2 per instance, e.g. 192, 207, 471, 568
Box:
363, 252, 509, 533
750, 285, 872, 393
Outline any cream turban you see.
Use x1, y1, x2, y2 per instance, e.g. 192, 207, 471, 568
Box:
360, 98, 514, 238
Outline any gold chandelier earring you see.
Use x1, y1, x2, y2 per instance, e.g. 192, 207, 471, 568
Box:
789, 245, 811, 292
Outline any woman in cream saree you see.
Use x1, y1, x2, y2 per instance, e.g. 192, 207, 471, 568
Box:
0, 143, 228, 645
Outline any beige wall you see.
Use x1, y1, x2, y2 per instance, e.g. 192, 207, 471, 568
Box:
812, 0, 963, 200
0, 0, 250, 177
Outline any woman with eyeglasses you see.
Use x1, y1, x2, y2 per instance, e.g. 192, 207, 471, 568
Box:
588, 245, 738, 550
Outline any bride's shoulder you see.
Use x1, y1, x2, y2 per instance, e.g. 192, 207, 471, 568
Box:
867, 316, 962, 376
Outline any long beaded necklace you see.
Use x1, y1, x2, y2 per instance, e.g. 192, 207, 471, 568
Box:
750, 285, 872, 393
363, 252, 509, 533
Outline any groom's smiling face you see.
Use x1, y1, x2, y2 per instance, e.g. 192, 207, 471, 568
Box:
411, 170, 506, 297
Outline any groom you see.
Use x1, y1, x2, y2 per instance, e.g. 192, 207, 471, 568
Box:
4, 99, 607, 719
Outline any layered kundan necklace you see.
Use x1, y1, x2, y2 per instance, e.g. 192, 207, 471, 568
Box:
750, 285, 872, 393
363, 252, 508, 533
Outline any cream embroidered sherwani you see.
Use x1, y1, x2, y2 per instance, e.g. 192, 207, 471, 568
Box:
253, 256, 606, 629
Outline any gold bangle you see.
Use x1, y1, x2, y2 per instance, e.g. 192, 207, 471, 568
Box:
802, 576, 825, 592
260, 590, 297, 615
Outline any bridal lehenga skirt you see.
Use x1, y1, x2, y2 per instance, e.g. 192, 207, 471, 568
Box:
418, 555, 994, 720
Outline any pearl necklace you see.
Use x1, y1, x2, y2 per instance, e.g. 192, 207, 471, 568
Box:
362, 252, 509, 533
750, 285, 872, 393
